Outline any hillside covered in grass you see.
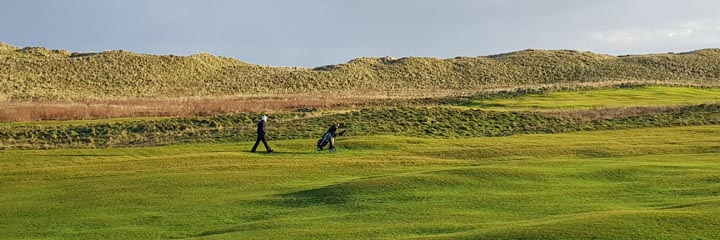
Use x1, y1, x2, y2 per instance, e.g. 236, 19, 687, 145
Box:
3, 102, 719, 149
2, 42, 720, 100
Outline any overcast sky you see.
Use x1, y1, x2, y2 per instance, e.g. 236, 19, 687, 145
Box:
2, 0, 720, 67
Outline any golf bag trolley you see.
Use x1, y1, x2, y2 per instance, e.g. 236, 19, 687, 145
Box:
315, 130, 345, 153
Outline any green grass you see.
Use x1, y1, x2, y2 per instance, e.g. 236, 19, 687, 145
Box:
2, 125, 720, 239
477, 86, 720, 110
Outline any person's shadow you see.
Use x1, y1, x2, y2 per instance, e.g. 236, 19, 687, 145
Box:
242, 150, 318, 155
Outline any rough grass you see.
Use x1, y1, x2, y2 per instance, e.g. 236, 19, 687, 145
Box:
1, 125, 719, 239
2, 86, 719, 150
1, 102, 719, 149
0, 94, 377, 122
2, 42, 720, 100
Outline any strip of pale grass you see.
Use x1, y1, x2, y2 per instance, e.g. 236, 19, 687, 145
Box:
0, 94, 370, 122
0, 89, 487, 122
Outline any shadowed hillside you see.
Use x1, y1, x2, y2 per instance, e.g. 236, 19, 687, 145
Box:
2, 42, 720, 100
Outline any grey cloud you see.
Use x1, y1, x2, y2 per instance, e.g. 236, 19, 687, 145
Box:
1, 0, 719, 66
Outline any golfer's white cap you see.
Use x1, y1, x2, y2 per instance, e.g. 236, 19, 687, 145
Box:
261, 115, 267, 121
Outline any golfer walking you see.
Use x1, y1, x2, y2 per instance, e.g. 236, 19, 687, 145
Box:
251, 115, 274, 153
327, 123, 341, 150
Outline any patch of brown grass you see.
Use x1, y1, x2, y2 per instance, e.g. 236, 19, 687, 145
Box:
0, 95, 351, 122
0, 89, 476, 122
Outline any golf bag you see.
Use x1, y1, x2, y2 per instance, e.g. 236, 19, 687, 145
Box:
316, 130, 345, 153
317, 132, 333, 150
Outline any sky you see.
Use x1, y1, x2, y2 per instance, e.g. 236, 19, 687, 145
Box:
2, 0, 720, 67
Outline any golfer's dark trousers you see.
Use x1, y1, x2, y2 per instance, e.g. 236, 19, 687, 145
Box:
251, 134, 272, 152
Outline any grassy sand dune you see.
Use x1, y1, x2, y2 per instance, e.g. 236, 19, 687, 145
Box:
2, 43, 720, 100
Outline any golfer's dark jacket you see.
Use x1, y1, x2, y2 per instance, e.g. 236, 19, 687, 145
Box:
327, 125, 338, 136
257, 120, 266, 135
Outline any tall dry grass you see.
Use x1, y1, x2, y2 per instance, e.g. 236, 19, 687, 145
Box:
0, 95, 362, 122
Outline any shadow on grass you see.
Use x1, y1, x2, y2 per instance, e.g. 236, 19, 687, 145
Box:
242, 150, 320, 156
37, 154, 125, 157
274, 183, 352, 206
193, 221, 274, 238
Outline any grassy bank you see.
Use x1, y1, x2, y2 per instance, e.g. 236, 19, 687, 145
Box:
1, 103, 719, 149
2, 86, 720, 149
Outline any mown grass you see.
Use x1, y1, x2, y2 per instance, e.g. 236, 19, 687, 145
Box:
1, 125, 719, 239
477, 86, 720, 111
